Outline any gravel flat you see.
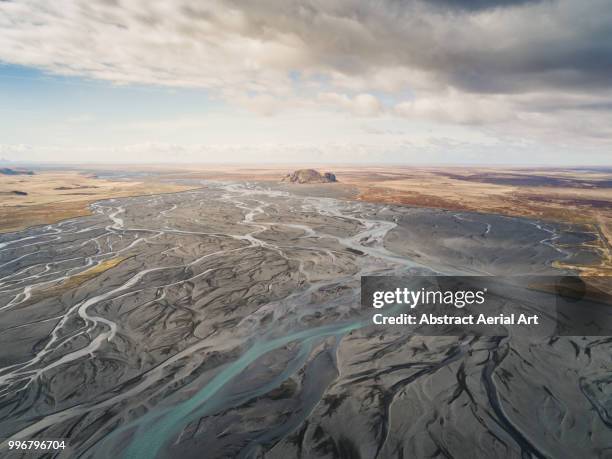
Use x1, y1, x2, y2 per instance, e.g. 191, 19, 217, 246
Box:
0, 182, 608, 459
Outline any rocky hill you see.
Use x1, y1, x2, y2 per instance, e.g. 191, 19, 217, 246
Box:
281, 169, 337, 184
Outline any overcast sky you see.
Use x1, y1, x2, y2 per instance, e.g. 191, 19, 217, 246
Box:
1, 0, 611, 165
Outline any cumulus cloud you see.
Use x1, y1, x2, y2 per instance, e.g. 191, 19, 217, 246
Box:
394, 92, 516, 125
0, 0, 611, 144
318, 92, 382, 116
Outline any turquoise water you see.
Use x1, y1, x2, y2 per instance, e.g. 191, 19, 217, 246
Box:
113, 320, 365, 459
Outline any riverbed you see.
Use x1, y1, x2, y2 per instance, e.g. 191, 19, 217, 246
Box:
0, 182, 608, 459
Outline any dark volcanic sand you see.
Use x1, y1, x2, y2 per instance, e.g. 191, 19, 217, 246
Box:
0, 182, 609, 459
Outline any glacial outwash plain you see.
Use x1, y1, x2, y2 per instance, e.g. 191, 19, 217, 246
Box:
0, 165, 611, 458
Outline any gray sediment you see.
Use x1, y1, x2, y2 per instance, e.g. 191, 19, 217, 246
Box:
0, 182, 607, 459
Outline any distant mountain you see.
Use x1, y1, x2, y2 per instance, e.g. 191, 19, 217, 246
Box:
281, 169, 337, 184
0, 168, 34, 176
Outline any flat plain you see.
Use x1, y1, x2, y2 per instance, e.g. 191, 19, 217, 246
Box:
0, 165, 610, 458
98, 164, 612, 275
0, 170, 197, 233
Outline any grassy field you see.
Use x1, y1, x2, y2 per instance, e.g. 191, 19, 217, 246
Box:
0, 171, 198, 233
338, 167, 612, 275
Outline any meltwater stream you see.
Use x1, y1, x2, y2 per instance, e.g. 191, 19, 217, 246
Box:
93, 183, 424, 459
1, 181, 600, 459
116, 322, 363, 459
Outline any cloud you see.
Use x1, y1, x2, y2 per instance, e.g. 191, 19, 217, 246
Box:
3, 137, 610, 166
2, 0, 611, 94
0, 0, 611, 145
318, 92, 382, 116
424, 0, 544, 10
394, 92, 516, 125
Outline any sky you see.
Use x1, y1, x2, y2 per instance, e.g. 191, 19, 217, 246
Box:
0, 0, 611, 165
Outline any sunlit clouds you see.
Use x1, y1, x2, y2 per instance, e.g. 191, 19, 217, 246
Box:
1, 0, 611, 163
